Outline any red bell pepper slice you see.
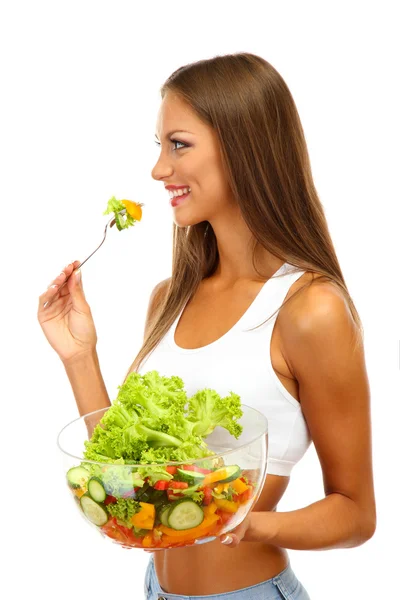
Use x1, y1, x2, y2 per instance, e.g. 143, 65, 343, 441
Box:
202, 486, 212, 506
181, 464, 212, 474
166, 466, 178, 475
154, 480, 169, 490
168, 481, 189, 489
101, 517, 140, 545
240, 485, 254, 503
104, 495, 118, 505
216, 510, 232, 525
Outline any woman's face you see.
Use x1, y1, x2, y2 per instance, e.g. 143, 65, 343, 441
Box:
152, 92, 235, 227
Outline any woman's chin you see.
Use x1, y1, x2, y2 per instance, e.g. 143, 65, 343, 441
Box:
172, 212, 205, 229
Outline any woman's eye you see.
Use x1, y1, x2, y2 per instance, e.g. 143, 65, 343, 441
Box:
154, 139, 187, 150
170, 139, 187, 150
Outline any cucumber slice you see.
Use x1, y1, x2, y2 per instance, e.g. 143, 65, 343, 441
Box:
176, 469, 205, 485
213, 465, 242, 484
80, 494, 108, 526
167, 499, 204, 531
159, 504, 172, 526
88, 477, 106, 503
67, 466, 90, 489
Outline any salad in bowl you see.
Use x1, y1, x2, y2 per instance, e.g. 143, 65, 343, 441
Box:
57, 371, 268, 550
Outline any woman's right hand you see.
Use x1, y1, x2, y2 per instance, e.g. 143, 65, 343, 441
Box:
37, 261, 98, 364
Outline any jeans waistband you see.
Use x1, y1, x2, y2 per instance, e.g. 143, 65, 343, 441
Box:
145, 554, 311, 599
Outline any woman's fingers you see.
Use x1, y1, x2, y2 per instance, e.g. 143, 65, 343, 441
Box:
39, 261, 80, 311
48, 262, 77, 288
47, 261, 80, 290
47, 271, 65, 291
39, 284, 61, 312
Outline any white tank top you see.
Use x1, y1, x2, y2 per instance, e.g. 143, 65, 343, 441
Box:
138, 262, 312, 476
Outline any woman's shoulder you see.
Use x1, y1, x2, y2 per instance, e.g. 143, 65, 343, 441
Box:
279, 271, 353, 340
151, 277, 172, 303
277, 270, 359, 379
144, 277, 171, 335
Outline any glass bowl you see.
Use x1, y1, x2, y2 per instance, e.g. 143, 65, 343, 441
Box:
57, 405, 268, 550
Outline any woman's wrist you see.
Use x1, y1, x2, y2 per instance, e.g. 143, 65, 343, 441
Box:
62, 348, 111, 417
61, 347, 97, 367
247, 510, 278, 544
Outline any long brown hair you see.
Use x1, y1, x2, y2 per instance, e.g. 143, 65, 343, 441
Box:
125, 52, 362, 378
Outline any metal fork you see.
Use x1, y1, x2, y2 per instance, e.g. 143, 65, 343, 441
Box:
44, 208, 128, 309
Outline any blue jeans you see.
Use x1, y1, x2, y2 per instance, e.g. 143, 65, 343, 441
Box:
144, 555, 311, 599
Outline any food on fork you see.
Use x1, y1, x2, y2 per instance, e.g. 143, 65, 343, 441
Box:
41, 197, 143, 310
103, 196, 143, 231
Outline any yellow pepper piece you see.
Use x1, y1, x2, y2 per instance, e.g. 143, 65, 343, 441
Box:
202, 468, 228, 487
72, 487, 86, 499
213, 482, 230, 495
214, 498, 239, 513
160, 522, 220, 547
203, 502, 218, 517
121, 199, 142, 221
134, 516, 154, 529
231, 478, 248, 494
131, 502, 155, 529
140, 502, 155, 514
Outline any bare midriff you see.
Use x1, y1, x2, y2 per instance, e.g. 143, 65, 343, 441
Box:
154, 474, 290, 595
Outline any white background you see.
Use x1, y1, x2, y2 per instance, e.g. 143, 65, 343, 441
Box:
1, 1, 399, 598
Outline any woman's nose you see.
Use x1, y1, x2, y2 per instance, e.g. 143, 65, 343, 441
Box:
151, 154, 173, 181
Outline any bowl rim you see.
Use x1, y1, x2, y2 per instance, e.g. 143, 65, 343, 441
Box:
57, 404, 268, 467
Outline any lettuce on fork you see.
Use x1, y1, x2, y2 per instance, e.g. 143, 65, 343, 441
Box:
83, 370, 243, 465
103, 196, 142, 231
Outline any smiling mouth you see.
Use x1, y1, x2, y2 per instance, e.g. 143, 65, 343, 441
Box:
170, 191, 190, 207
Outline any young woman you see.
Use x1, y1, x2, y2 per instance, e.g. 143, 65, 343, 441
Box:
38, 53, 376, 600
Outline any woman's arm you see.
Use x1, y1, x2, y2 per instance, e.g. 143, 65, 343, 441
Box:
62, 349, 111, 417
225, 281, 376, 550
63, 277, 171, 417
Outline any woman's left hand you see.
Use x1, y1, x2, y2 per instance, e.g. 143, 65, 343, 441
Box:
218, 511, 253, 548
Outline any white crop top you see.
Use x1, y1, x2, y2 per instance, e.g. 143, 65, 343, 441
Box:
138, 262, 312, 476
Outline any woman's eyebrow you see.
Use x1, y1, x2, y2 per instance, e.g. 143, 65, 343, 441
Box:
154, 130, 194, 139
